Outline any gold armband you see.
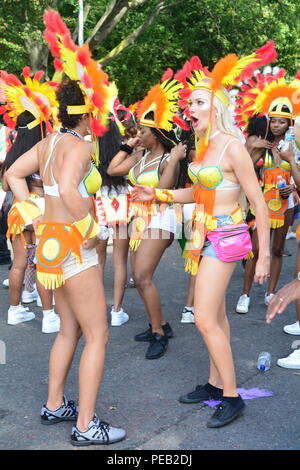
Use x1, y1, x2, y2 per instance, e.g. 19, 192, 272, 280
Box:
154, 189, 175, 204
72, 214, 100, 239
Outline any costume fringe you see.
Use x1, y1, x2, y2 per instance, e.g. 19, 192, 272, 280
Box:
37, 271, 65, 290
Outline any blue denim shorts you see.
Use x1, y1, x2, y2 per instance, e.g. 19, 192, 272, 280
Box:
201, 214, 237, 259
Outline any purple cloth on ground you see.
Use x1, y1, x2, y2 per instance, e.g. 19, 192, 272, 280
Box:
203, 387, 273, 408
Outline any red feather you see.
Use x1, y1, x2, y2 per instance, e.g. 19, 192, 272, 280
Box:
34, 71, 44, 81
91, 92, 104, 109
54, 58, 64, 71
241, 41, 277, 81
82, 73, 93, 89
91, 118, 107, 137
178, 99, 189, 109
23, 86, 32, 97
62, 31, 77, 52
161, 68, 173, 81
8, 74, 22, 86
43, 10, 67, 36
179, 88, 192, 98
22, 66, 31, 78
0, 105, 6, 115
190, 56, 203, 71
3, 114, 15, 128
77, 46, 91, 67
173, 114, 190, 130
295, 72, 300, 80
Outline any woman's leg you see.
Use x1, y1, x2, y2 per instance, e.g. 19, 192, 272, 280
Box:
9, 234, 29, 305
268, 209, 294, 295
60, 265, 108, 432
46, 286, 82, 410
133, 230, 173, 335
112, 225, 129, 311
194, 256, 238, 396
96, 238, 108, 284
186, 274, 196, 307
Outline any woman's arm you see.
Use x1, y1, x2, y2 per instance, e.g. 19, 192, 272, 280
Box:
107, 137, 141, 176
278, 144, 300, 189
131, 184, 194, 204
245, 135, 272, 165
158, 143, 186, 189
5, 142, 40, 200
229, 141, 270, 283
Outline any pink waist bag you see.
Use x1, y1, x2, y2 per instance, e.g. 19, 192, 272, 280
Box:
206, 223, 252, 262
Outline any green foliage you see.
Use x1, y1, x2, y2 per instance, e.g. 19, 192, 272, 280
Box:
0, 0, 299, 104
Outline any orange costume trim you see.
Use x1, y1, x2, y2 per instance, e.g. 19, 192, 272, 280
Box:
6, 194, 42, 247
36, 215, 99, 289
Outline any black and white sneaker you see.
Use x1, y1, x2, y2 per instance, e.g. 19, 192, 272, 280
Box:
41, 395, 78, 425
71, 414, 126, 446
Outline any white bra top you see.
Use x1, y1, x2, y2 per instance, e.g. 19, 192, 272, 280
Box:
43, 134, 90, 198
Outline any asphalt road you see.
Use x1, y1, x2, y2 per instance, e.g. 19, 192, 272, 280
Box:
0, 237, 299, 451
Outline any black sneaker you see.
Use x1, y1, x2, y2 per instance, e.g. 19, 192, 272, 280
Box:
134, 322, 173, 342
206, 396, 245, 428
41, 395, 78, 425
145, 333, 168, 359
179, 383, 223, 404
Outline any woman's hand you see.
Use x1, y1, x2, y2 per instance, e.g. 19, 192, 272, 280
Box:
170, 142, 187, 161
266, 278, 300, 324
82, 236, 99, 250
254, 255, 270, 284
279, 184, 294, 199
131, 184, 155, 202
127, 136, 141, 149
253, 136, 273, 149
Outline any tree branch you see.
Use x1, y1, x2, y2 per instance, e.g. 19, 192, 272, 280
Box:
72, 2, 91, 43
99, 0, 184, 66
87, 0, 130, 48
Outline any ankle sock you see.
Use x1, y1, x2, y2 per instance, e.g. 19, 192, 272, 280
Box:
222, 395, 242, 405
204, 383, 223, 394
43, 309, 53, 317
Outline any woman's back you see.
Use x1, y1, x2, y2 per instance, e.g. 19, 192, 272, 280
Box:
38, 132, 94, 223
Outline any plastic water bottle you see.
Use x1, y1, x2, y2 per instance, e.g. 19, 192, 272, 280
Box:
282, 126, 300, 165
277, 175, 286, 189
257, 352, 271, 371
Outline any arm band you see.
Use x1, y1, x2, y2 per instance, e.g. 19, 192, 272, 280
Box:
120, 144, 134, 154
154, 189, 175, 203
72, 214, 100, 239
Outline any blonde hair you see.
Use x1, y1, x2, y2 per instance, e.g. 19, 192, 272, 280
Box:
213, 89, 242, 140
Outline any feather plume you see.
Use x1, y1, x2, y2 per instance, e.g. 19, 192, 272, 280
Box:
91, 118, 107, 137
22, 67, 31, 78
162, 68, 173, 81
241, 41, 277, 81
8, 74, 22, 87
77, 45, 91, 67
62, 31, 77, 52
82, 72, 93, 90
173, 114, 190, 130
34, 71, 44, 82
54, 58, 63, 71
91, 92, 104, 109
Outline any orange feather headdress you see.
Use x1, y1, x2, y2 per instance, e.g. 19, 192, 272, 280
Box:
137, 69, 184, 137
43, 9, 111, 162
176, 42, 277, 161
0, 67, 58, 134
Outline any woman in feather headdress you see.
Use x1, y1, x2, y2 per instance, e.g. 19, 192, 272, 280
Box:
132, 44, 275, 427
107, 69, 186, 361
235, 71, 300, 314
5, 10, 126, 447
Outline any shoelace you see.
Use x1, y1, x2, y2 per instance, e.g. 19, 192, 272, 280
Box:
91, 421, 111, 442
213, 403, 227, 417
66, 400, 77, 415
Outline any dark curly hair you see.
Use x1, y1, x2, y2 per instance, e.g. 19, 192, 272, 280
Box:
56, 80, 86, 128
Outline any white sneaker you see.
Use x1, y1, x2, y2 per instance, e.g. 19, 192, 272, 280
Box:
285, 231, 296, 240
277, 349, 300, 369
181, 307, 195, 323
236, 295, 250, 314
7, 305, 35, 325
264, 293, 275, 306
71, 414, 126, 446
283, 321, 300, 335
2, 278, 9, 288
22, 288, 38, 304
111, 307, 129, 326
42, 310, 60, 334
37, 295, 56, 308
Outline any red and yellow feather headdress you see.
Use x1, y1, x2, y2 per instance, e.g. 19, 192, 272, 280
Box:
0, 67, 58, 134
235, 71, 300, 134
43, 9, 111, 148
176, 42, 277, 161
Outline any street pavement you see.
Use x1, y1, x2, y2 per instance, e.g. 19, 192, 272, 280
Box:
0, 237, 299, 451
